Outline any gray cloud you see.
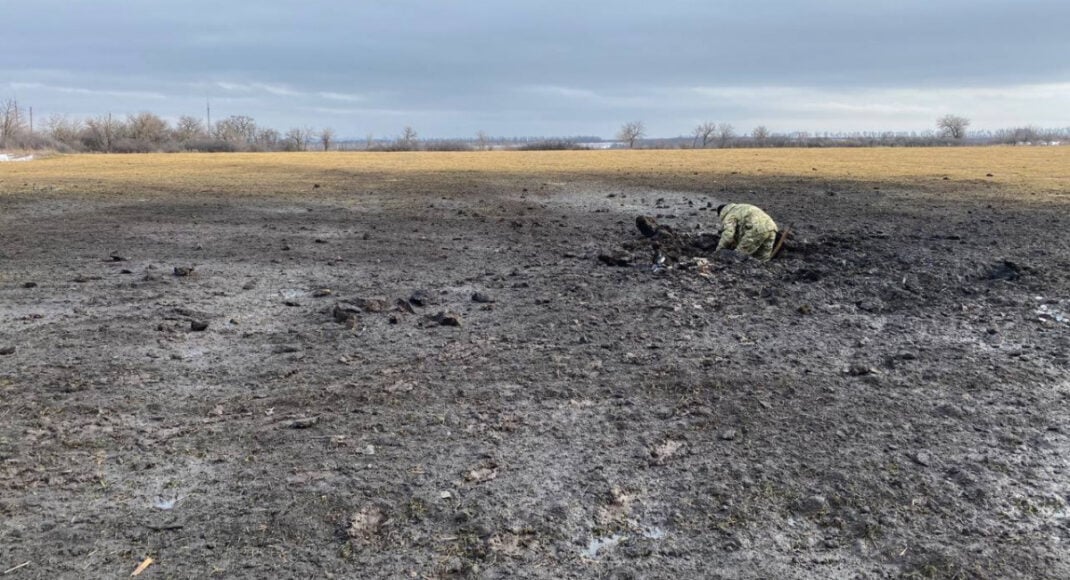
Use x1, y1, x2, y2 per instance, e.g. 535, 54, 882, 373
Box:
2, 0, 1068, 137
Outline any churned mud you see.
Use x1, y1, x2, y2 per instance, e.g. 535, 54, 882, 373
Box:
1, 174, 1068, 578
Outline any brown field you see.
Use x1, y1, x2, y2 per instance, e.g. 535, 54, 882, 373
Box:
3, 147, 1069, 198
1, 148, 1069, 578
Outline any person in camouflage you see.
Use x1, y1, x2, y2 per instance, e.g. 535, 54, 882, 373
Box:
715, 203, 779, 261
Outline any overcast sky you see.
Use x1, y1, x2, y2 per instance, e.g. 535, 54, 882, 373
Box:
2, 0, 1068, 138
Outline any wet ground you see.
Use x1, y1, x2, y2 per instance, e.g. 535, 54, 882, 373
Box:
1, 174, 1068, 578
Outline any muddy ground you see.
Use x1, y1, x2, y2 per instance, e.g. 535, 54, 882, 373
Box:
1, 172, 1068, 579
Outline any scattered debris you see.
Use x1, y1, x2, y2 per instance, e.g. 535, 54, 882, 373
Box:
285, 417, 319, 429
1037, 303, 1068, 325
985, 260, 1023, 282
911, 451, 933, 467
651, 439, 684, 465
796, 495, 829, 515
582, 534, 625, 559
130, 557, 154, 577
333, 302, 361, 323
2, 561, 31, 575
347, 505, 388, 540
353, 297, 390, 312
465, 462, 499, 484
846, 364, 878, 377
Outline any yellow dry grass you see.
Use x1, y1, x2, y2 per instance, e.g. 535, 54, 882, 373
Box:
1, 147, 1067, 200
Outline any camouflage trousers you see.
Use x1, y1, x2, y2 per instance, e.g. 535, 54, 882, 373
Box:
736, 227, 778, 261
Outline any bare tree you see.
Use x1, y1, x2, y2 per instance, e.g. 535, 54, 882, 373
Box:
82, 114, 122, 152
173, 115, 205, 142
319, 127, 335, 151
751, 125, 770, 145
255, 128, 280, 150
716, 123, 735, 148
284, 127, 308, 151
394, 126, 419, 151
691, 122, 716, 148
126, 112, 170, 145
0, 98, 25, 148
45, 114, 83, 148
476, 130, 490, 151
215, 115, 258, 144
617, 121, 645, 149
937, 114, 970, 140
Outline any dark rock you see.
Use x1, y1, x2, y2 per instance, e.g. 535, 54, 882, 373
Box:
985, 260, 1023, 282
598, 254, 631, 267
430, 311, 463, 327
472, 291, 496, 304
408, 290, 435, 307
173, 266, 194, 277
190, 320, 209, 332
333, 303, 361, 323
286, 417, 319, 429
847, 364, 877, 376
797, 495, 829, 515
636, 215, 660, 238
0, 346, 15, 355
22, 282, 37, 288
790, 268, 823, 283
353, 297, 389, 312
394, 299, 416, 314
311, 288, 333, 297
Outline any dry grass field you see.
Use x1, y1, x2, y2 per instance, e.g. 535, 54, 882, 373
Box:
1, 147, 1069, 578
2, 147, 1068, 199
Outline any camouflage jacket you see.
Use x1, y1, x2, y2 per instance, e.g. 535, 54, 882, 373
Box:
716, 203, 778, 250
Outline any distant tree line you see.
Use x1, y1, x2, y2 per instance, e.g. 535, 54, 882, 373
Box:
0, 100, 336, 153
627, 115, 1069, 149
2, 98, 1067, 153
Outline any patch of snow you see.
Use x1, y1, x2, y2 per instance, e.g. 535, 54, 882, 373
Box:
0, 154, 34, 162
153, 497, 179, 510
641, 526, 666, 540
582, 534, 625, 558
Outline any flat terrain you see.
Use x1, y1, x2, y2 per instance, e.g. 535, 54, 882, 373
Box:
1, 149, 1069, 578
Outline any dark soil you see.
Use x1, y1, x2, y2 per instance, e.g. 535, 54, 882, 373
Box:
1, 178, 1069, 579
